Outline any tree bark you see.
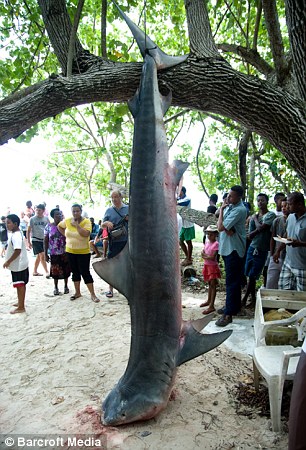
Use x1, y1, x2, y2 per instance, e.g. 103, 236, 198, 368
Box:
0, 0, 305, 191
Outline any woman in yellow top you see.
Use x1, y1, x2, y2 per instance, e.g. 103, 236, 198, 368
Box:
58, 204, 100, 303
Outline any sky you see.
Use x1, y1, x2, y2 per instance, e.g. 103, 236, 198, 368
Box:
0, 138, 72, 217
0, 136, 210, 220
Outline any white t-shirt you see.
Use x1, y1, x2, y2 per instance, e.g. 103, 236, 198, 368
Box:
5, 230, 29, 272
303, 338, 306, 353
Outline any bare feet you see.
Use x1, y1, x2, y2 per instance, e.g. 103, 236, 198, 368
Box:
202, 307, 215, 315
10, 308, 26, 314
200, 301, 210, 307
91, 295, 100, 303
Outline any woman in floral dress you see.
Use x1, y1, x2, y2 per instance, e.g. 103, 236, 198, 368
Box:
44, 208, 71, 295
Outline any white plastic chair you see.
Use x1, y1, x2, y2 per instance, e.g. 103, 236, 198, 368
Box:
253, 307, 306, 432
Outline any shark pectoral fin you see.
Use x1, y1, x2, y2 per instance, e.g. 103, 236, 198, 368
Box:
128, 90, 140, 118
177, 320, 232, 366
172, 159, 190, 186
161, 91, 172, 115
92, 242, 131, 300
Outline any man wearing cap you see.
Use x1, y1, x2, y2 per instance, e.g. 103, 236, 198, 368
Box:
27, 204, 50, 277
216, 185, 247, 326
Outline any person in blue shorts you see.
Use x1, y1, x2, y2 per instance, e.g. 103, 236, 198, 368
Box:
242, 193, 275, 307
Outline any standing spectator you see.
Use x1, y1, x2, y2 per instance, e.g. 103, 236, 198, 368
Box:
277, 192, 306, 291
199, 225, 221, 314
273, 192, 286, 216
27, 204, 50, 277
216, 186, 247, 327
58, 203, 100, 302
266, 199, 289, 289
0, 215, 8, 258
90, 217, 100, 240
42, 201, 49, 217
3, 214, 29, 314
207, 194, 218, 214
44, 208, 71, 296
25, 200, 34, 218
102, 190, 129, 298
177, 186, 195, 266
242, 193, 275, 307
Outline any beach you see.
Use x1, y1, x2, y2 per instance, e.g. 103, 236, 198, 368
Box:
0, 253, 289, 450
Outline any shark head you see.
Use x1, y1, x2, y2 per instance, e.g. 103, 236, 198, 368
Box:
102, 384, 166, 426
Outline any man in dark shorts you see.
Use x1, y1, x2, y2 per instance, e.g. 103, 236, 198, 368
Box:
3, 214, 29, 314
27, 203, 50, 277
102, 190, 129, 297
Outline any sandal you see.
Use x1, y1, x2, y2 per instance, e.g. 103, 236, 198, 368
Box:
200, 301, 210, 307
64, 287, 69, 294
105, 291, 113, 298
202, 307, 215, 315
33, 273, 43, 276
91, 296, 100, 303
70, 294, 82, 301
53, 288, 60, 296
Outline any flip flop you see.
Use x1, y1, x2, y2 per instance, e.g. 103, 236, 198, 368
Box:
70, 294, 82, 301
105, 291, 113, 298
33, 273, 43, 276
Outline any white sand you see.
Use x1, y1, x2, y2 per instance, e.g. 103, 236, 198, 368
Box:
0, 255, 288, 449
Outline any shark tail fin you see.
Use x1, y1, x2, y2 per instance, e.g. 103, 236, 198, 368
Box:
112, 0, 188, 70
177, 316, 232, 366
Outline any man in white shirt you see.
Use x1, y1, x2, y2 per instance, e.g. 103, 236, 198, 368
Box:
3, 214, 29, 314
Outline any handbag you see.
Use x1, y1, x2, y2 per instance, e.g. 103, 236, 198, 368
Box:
109, 208, 127, 240
109, 221, 127, 239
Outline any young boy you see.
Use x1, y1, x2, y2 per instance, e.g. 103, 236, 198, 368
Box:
3, 214, 29, 314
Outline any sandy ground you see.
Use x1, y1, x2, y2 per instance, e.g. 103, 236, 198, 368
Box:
0, 251, 289, 450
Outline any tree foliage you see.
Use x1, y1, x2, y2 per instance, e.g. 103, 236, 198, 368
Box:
0, 0, 305, 205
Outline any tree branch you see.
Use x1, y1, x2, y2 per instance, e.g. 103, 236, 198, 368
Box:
67, 0, 85, 77
217, 44, 273, 76
101, 0, 107, 58
285, 0, 306, 101
262, 0, 289, 86
184, 0, 219, 57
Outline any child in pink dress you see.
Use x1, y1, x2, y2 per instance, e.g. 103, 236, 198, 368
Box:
200, 224, 221, 314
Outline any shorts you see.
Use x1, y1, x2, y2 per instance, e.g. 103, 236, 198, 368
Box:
108, 241, 127, 259
179, 226, 195, 242
95, 240, 103, 247
11, 267, 29, 287
244, 245, 268, 280
32, 240, 44, 255
202, 264, 221, 282
279, 260, 306, 291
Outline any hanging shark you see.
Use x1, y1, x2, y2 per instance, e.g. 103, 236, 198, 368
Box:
93, 2, 232, 426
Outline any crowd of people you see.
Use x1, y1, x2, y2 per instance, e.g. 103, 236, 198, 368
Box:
1, 193, 130, 313
176, 187, 306, 329
1, 186, 306, 446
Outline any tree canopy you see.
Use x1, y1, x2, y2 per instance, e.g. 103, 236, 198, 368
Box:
0, 0, 305, 201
